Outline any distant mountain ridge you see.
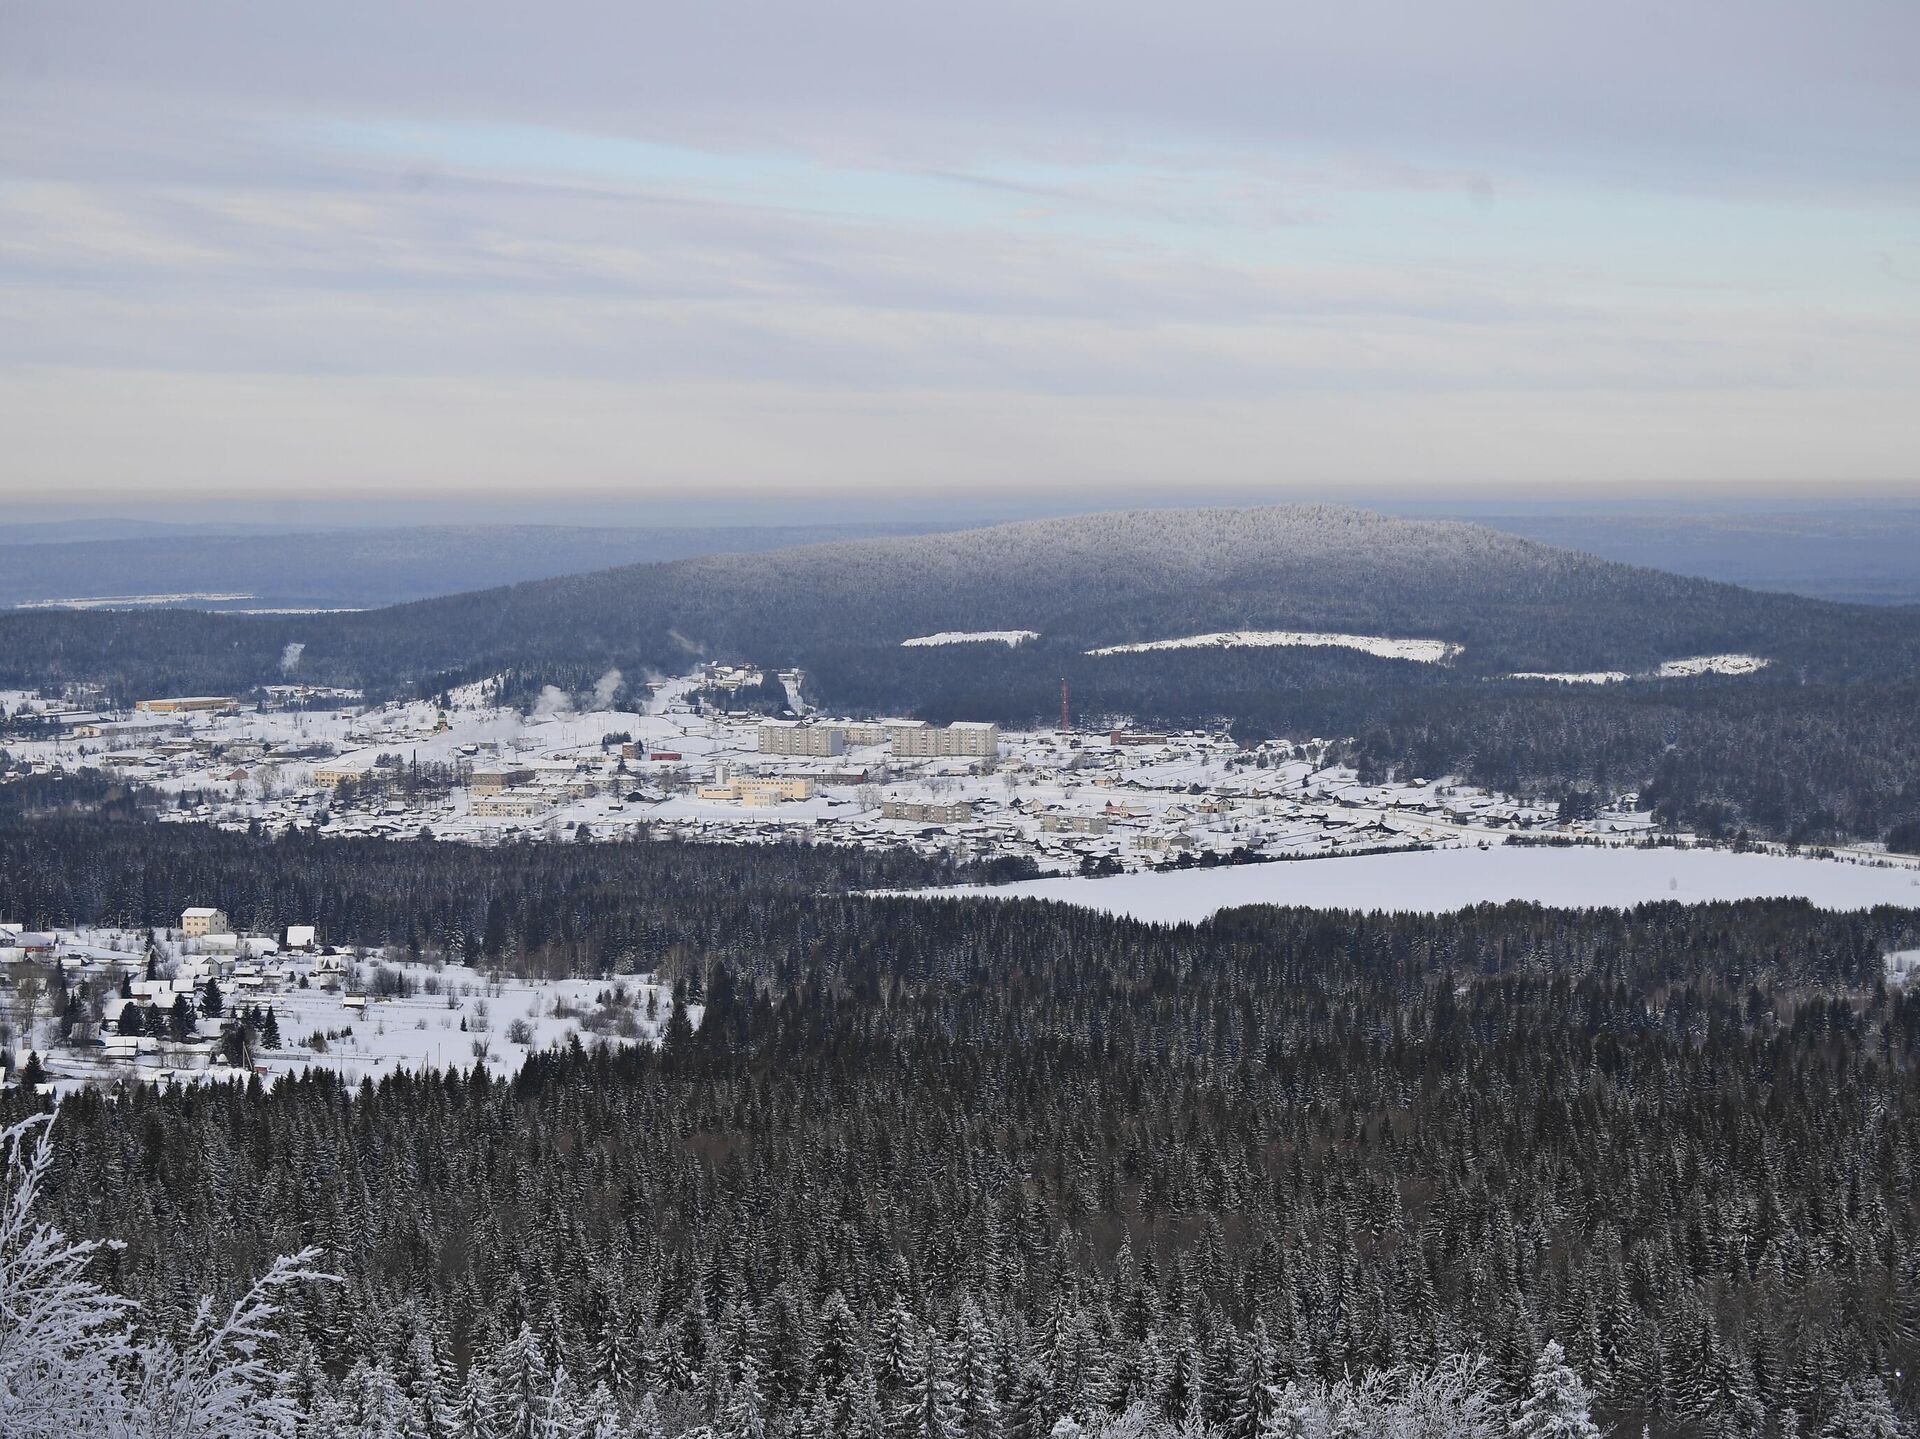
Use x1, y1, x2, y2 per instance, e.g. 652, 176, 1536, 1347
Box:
344, 503, 1912, 682
4, 504, 1914, 692
0, 521, 958, 611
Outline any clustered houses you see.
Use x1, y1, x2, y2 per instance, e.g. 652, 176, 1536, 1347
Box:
4, 665, 1660, 870
0, 906, 346, 1088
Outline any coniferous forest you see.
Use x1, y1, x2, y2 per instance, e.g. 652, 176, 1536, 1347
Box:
2, 787, 1917, 1437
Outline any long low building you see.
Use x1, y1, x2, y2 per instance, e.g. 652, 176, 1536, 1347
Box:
882, 799, 973, 824
471, 790, 557, 818
135, 696, 237, 714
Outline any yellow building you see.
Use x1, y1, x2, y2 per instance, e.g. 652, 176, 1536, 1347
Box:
698, 771, 815, 805
136, 696, 237, 714
180, 906, 229, 937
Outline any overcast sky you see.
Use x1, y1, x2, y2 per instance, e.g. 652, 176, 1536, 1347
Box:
3, 1, 1917, 512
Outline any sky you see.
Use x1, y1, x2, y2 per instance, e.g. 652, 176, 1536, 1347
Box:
2, 1, 1917, 516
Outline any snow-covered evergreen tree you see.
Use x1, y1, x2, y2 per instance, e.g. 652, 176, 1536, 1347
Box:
450, 1367, 497, 1439
717, 1356, 768, 1439
489, 1325, 554, 1439
903, 1334, 964, 1439
1509, 1341, 1601, 1439
1819, 1379, 1909, 1439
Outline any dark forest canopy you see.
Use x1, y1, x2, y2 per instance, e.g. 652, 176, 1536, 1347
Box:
3, 789, 1919, 1431
8, 877, 1920, 1437
0, 781, 1018, 980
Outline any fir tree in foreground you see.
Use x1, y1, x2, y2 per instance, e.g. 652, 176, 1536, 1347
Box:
1511, 1342, 1602, 1439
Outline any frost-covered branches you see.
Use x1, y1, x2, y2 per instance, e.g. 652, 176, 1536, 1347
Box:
0, 1114, 333, 1439
0, 1114, 134, 1439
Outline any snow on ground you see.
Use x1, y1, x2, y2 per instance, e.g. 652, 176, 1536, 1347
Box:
13, 593, 255, 610
1506, 670, 1632, 685
1507, 654, 1770, 684
901, 630, 1040, 647
1085, 631, 1462, 663
921, 845, 1920, 921
1655, 654, 1771, 678
253, 962, 676, 1085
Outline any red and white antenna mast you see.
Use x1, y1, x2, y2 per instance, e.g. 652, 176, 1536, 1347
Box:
1059, 677, 1071, 732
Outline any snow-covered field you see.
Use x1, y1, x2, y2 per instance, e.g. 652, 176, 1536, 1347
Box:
1508, 654, 1770, 684
1505, 670, 1632, 685
1656, 654, 1770, 678
922, 844, 1920, 921
13, 936, 684, 1093
14, 592, 255, 610
252, 963, 675, 1085
901, 630, 1039, 647
1085, 630, 1462, 663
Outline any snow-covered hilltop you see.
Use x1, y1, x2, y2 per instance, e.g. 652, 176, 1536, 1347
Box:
901, 630, 1039, 647
1508, 654, 1770, 684
1087, 630, 1461, 664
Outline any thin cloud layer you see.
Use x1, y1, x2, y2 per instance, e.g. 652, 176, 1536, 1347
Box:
1, 1, 1916, 499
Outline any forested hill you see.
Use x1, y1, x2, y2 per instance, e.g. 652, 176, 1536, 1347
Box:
5, 506, 1915, 701
6, 506, 1920, 843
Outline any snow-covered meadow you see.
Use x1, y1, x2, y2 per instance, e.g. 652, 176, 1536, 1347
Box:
1085, 630, 1462, 663
252, 962, 679, 1085
922, 843, 1920, 922
900, 630, 1039, 646
1507, 654, 1770, 684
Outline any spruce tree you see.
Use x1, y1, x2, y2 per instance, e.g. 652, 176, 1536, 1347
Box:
1510, 1340, 1601, 1439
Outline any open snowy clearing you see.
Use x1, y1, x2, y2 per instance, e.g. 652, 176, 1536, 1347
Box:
901, 630, 1039, 647
1508, 654, 1770, 684
14, 592, 256, 610
1086, 630, 1461, 663
919, 844, 1920, 921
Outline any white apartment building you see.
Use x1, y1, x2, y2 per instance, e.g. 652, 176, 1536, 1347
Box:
888, 721, 1001, 760
757, 722, 845, 757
